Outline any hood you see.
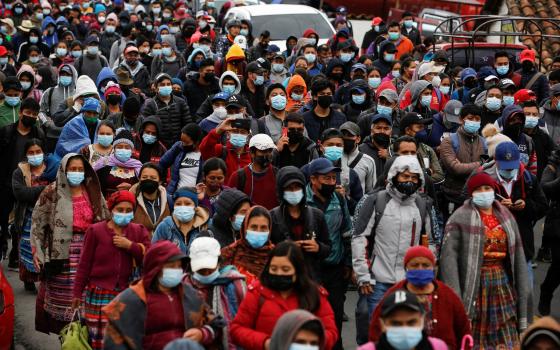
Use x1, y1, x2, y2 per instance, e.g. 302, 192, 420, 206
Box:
41, 16, 57, 32
156, 25, 170, 42
55, 16, 69, 27
276, 166, 306, 203
378, 40, 397, 61
219, 71, 242, 95
57, 64, 78, 89
293, 38, 309, 57
499, 104, 525, 126
409, 80, 431, 107
349, 79, 373, 106
325, 58, 345, 76
73, 75, 100, 101
96, 67, 118, 89
187, 48, 207, 65
17, 64, 38, 88
140, 116, 162, 137
387, 155, 424, 186
270, 310, 326, 350
520, 317, 560, 348
303, 28, 318, 38
286, 74, 307, 98
212, 188, 250, 230
163, 339, 205, 350
225, 44, 245, 63
142, 240, 187, 290
56, 153, 100, 200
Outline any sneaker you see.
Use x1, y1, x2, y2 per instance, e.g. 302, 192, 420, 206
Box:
7, 260, 18, 272
532, 262, 538, 269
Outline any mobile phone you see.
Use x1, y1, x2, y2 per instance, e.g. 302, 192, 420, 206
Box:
494, 193, 506, 200
231, 118, 250, 130
282, 127, 288, 138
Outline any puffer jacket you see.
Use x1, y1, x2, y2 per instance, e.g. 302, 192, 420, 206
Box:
183, 72, 220, 115
209, 188, 251, 247
151, 208, 209, 255
141, 94, 192, 149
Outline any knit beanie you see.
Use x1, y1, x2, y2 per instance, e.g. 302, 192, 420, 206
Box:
107, 190, 136, 211
482, 123, 512, 157
467, 172, 497, 196
113, 129, 134, 148
404, 246, 435, 267
123, 96, 141, 117
104, 81, 122, 99
181, 123, 203, 143
81, 97, 101, 113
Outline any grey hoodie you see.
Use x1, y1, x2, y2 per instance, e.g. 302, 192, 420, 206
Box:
40, 64, 78, 118
269, 310, 325, 350
408, 80, 432, 109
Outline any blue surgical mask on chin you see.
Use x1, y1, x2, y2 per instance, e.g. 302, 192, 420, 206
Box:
159, 268, 184, 288
193, 269, 220, 284
231, 214, 245, 231
385, 326, 423, 350
499, 168, 518, 181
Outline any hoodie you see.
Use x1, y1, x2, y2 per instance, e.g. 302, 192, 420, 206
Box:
342, 79, 374, 123
133, 116, 168, 164
324, 58, 346, 90
41, 16, 59, 48
17, 64, 42, 103
40, 64, 78, 118
96, 67, 126, 104
209, 188, 251, 247
286, 75, 308, 111
221, 44, 246, 78
269, 310, 326, 350
373, 40, 396, 77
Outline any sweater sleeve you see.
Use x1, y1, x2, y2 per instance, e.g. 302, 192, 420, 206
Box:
199, 129, 223, 161
128, 225, 151, 265
438, 222, 463, 299
230, 288, 270, 349
73, 225, 99, 298
12, 168, 45, 204
316, 291, 339, 350
439, 137, 480, 176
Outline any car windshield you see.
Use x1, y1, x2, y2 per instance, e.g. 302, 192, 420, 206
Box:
250, 14, 333, 40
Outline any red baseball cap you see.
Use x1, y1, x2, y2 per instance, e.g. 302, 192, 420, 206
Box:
371, 17, 383, 26
514, 89, 537, 104
0, 46, 7, 56
519, 49, 536, 63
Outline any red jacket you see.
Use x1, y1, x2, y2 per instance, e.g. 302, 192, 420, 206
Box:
199, 129, 251, 181
369, 279, 471, 350
231, 281, 338, 350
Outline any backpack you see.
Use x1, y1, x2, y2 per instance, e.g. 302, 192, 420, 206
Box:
234, 166, 279, 192
450, 132, 488, 155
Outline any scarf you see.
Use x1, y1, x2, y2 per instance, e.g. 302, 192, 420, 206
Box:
93, 153, 143, 176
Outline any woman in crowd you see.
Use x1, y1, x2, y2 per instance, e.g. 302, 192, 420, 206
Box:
152, 187, 209, 254
270, 310, 328, 350
230, 241, 338, 350
132, 116, 168, 164
197, 157, 228, 217
440, 172, 530, 349
103, 241, 223, 349
221, 205, 275, 285
130, 163, 171, 236
209, 188, 252, 247
31, 153, 109, 334
80, 120, 116, 165
72, 190, 151, 349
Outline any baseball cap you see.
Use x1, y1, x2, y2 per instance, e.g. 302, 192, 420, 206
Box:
400, 112, 433, 131
234, 35, 248, 50
249, 134, 276, 150
320, 128, 344, 142
381, 290, 424, 317
85, 35, 100, 45
498, 79, 515, 89
309, 158, 341, 175
266, 44, 280, 54
226, 95, 244, 109
460, 68, 477, 82
246, 61, 264, 74
371, 17, 383, 26
378, 89, 398, 104
372, 114, 392, 125
522, 325, 560, 348
514, 89, 537, 104
351, 63, 367, 73
495, 141, 521, 170
443, 100, 463, 124
340, 121, 360, 136
212, 92, 229, 101
520, 49, 536, 63
484, 75, 499, 82
189, 237, 221, 272
124, 46, 139, 54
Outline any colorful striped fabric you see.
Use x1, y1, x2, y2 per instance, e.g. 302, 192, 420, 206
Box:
19, 209, 39, 282
83, 284, 121, 349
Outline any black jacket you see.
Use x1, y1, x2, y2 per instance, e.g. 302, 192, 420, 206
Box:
272, 136, 319, 169
240, 81, 267, 118
183, 73, 220, 115
209, 188, 250, 248
542, 152, 560, 240
141, 95, 192, 149
402, 25, 422, 46
0, 123, 45, 186
526, 127, 555, 181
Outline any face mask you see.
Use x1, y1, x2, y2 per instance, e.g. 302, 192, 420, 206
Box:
255, 155, 272, 168
198, 20, 208, 29
288, 130, 303, 144
343, 139, 356, 154
170, 26, 180, 34
30, 55, 41, 64
245, 230, 269, 248
36, 13, 44, 20
291, 93, 303, 101
496, 65, 509, 75
267, 273, 295, 291
223, 84, 236, 95
14, 7, 23, 14
174, 205, 195, 223
395, 181, 419, 196
384, 53, 395, 62
352, 94, 365, 105
499, 168, 518, 181
271, 95, 287, 110
284, 189, 304, 205
193, 269, 220, 284
290, 344, 319, 350
152, 48, 162, 56
318, 183, 336, 198
420, 95, 431, 107
502, 95, 514, 106
84, 116, 98, 124
98, 16, 106, 24
87, 46, 99, 55
525, 116, 539, 129
107, 94, 121, 105
67, 171, 85, 186
271, 63, 284, 73
388, 32, 400, 41
20, 81, 31, 91
472, 190, 495, 209
305, 53, 316, 64
440, 86, 450, 95
324, 146, 343, 161
97, 134, 113, 147
115, 148, 132, 162
230, 133, 247, 148
0, 57, 7, 65
55, 46, 68, 57
138, 133, 156, 146
386, 326, 423, 350
43, 9, 51, 15
146, 24, 154, 31
373, 133, 391, 148
113, 212, 134, 226
375, 105, 392, 117
406, 269, 434, 286
254, 75, 264, 86
392, 70, 401, 78
139, 179, 159, 194
374, 25, 380, 32
162, 12, 172, 18
152, 7, 161, 15
159, 268, 184, 288
404, 20, 414, 28
463, 120, 480, 134
29, 36, 39, 44
317, 95, 333, 108
72, 50, 83, 58
0, 26, 7, 34
340, 52, 354, 63
414, 129, 428, 144
503, 123, 523, 139
368, 77, 381, 89
330, 72, 343, 81
105, 25, 116, 34
5, 96, 20, 106
522, 61, 534, 71
27, 153, 44, 167
162, 47, 172, 57
239, 29, 249, 37
159, 85, 172, 97
307, 38, 317, 46
486, 97, 502, 111
20, 114, 37, 128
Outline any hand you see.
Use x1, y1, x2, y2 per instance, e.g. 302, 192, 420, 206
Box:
276, 135, 289, 152
183, 328, 203, 342
113, 235, 132, 250
501, 198, 513, 208
71, 298, 81, 310
378, 148, 389, 160
131, 87, 142, 95
359, 282, 374, 295
287, 102, 302, 113
512, 199, 526, 210
216, 117, 235, 135
299, 239, 319, 253
196, 183, 206, 200
33, 253, 42, 272
116, 182, 132, 191
264, 339, 271, 350
335, 185, 346, 197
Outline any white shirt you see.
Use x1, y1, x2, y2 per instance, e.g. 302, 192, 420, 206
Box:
177, 151, 201, 189
496, 171, 514, 197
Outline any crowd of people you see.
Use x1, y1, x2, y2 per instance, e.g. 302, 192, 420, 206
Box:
1, 0, 560, 349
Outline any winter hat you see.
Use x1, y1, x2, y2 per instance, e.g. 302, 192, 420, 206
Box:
94, 3, 106, 14
113, 129, 134, 148
73, 75, 99, 101
181, 123, 203, 143
81, 97, 101, 113
481, 123, 512, 157
122, 96, 141, 117
107, 190, 136, 211
107, 13, 119, 24
104, 81, 121, 99
404, 246, 435, 267
173, 187, 199, 205
467, 172, 497, 196
276, 166, 306, 198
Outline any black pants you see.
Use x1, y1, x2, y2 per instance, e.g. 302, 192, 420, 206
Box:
320, 264, 349, 350
541, 237, 560, 300
0, 185, 14, 260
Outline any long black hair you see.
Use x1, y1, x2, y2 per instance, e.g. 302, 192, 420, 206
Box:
260, 241, 320, 312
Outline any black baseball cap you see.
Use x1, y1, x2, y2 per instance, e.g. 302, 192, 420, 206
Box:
381, 289, 424, 317
400, 112, 433, 131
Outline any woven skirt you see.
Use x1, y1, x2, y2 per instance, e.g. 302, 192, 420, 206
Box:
83, 284, 121, 349
472, 262, 520, 350
19, 209, 39, 283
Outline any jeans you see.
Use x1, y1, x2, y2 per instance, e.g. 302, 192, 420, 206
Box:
355, 282, 393, 345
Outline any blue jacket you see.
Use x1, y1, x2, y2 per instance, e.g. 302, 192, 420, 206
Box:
425, 113, 458, 149
159, 141, 204, 195
96, 67, 126, 104
302, 109, 347, 143
55, 115, 99, 158
41, 17, 58, 48
151, 210, 208, 255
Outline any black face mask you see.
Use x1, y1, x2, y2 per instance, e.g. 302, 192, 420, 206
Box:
464, 78, 477, 89
503, 123, 523, 139
183, 27, 195, 37
183, 144, 195, 152
255, 155, 271, 168
203, 72, 215, 82
372, 133, 390, 148
317, 95, 333, 109
173, 90, 183, 97
287, 130, 303, 145
139, 179, 159, 194
318, 183, 336, 198
522, 61, 534, 72
21, 115, 37, 127
107, 94, 121, 105
343, 139, 356, 154
330, 72, 343, 81
394, 181, 419, 196
267, 273, 294, 291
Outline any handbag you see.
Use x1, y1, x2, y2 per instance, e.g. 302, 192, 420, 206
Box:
59, 309, 92, 350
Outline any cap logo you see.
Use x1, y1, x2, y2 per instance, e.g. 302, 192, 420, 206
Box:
454, 108, 461, 115
395, 290, 407, 303
505, 152, 512, 160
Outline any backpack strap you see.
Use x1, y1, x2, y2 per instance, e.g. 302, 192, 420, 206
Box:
525, 72, 543, 90
450, 132, 459, 154
370, 190, 389, 244
481, 137, 488, 154
235, 168, 246, 192
256, 118, 267, 134
45, 87, 55, 115
348, 152, 364, 169
414, 195, 428, 236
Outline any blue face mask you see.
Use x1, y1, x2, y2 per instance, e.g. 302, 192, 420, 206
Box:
142, 133, 157, 144
222, 84, 236, 95
304, 53, 316, 64
472, 190, 495, 209
245, 230, 269, 249
113, 212, 134, 226
392, 70, 401, 78
439, 86, 450, 95
27, 153, 44, 167
159, 85, 172, 97
115, 148, 132, 162
97, 134, 113, 147
5, 96, 20, 107
404, 20, 414, 28
174, 205, 195, 223
20, 81, 31, 91
240, 29, 249, 37
56, 48, 67, 57
496, 65, 509, 76
503, 95, 515, 106
525, 116, 539, 129
162, 47, 172, 57
324, 146, 343, 161
352, 94, 366, 105
159, 268, 184, 288
463, 120, 480, 134
87, 46, 99, 55
289, 344, 319, 350
377, 105, 393, 116
406, 269, 434, 287
271, 95, 287, 110
72, 50, 83, 58
230, 133, 247, 148
340, 52, 354, 63
486, 97, 502, 111
14, 7, 23, 14
384, 53, 395, 62
231, 214, 245, 231
499, 168, 518, 181
66, 171, 85, 186
291, 93, 303, 101
152, 48, 162, 56
272, 63, 284, 73
29, 36, 39, 44
386, 327, 423, 350
254, 75, 264, 86
368, 77, 381, 89
284, 190, 303, 205
420, 95, 432, 107
388, 32, 400, 41
193, 269, 220, 284
59, 76, 72, 87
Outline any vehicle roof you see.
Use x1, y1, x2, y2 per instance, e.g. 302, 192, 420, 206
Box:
420, 8, 460, 17
226, 4, 323, 16
436, 42, 527, 49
